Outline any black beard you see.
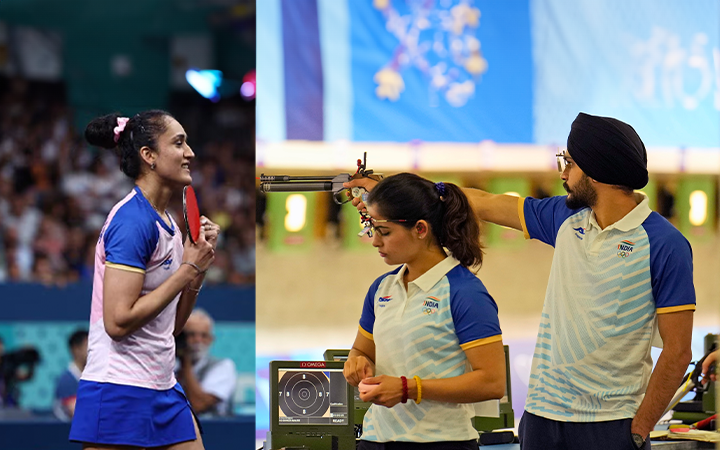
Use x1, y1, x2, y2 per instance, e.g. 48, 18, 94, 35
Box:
564, 177, 597, 209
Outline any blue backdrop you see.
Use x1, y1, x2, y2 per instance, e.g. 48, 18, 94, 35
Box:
258, 0, 720, 147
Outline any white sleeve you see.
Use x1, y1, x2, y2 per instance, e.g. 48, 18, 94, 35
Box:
199, 358, 237, 402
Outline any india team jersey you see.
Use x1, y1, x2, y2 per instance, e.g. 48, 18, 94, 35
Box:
358, 257, 502, 442
82, 187, 183, 390
520, 194, 695, 422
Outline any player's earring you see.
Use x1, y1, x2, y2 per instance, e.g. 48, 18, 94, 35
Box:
150, 163, 156, 170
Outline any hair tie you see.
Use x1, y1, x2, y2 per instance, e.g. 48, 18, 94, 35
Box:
435, 182, 446, 198
113, 117, 129, 143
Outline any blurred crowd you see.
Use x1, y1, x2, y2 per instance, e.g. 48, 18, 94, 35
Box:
0, 77, 255, 286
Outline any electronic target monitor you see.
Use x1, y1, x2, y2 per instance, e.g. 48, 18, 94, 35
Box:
266, 361, 356, 450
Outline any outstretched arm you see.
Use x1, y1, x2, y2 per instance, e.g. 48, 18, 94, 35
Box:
461, 188, 523, 231
343, 179, 523, 231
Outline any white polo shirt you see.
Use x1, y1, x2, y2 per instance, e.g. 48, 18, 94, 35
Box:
519, 194, 695, 422
358, 256, 502, 442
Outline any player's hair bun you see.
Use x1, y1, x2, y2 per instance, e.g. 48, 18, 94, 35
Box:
85, 113, 122, 149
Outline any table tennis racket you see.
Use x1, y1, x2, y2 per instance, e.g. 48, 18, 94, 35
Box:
183, 185, 201, 244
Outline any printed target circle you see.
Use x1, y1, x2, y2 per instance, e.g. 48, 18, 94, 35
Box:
279, 371, 330, 418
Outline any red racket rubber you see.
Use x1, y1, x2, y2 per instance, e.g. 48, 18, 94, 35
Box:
183, 185, 201, 244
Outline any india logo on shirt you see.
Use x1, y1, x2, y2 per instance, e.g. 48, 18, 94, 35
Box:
617, 240, 635, 258
421, 296, 441, 315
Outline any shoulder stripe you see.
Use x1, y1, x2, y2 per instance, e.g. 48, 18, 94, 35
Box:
657, 305, 696, 314
518, 197, 530, 239
358, 325, 374, 341
106, 262, 146, 274
460, 334, 502, 350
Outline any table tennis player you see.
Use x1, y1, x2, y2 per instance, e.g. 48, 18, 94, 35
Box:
69, 110, 220, 450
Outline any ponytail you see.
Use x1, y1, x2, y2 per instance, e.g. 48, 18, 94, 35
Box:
439, 182, 483, 268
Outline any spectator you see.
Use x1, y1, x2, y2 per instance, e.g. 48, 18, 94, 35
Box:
177, 308, 237, 416
0, 336, 39, 408
53, 329, 88, 420
0, 76, 254, 285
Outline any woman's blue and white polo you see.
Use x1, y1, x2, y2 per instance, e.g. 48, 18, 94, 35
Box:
358, 256, 502, 442
519, 194, 695, 422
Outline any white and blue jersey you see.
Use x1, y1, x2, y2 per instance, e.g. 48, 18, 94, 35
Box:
358, 256, 502, 442
519, 194, 695, 422
83, 186, 183, 390
71, 187, 195, 447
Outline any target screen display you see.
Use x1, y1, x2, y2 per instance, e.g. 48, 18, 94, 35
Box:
277, 368, 349, 425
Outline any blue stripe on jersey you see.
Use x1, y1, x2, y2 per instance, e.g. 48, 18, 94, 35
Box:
103, 197, 160, 271
523, 196, 585, 247
359, 267, 401, 336
643, 212, 696, 309
521, 196, 696, 421
446, 265, 501, 345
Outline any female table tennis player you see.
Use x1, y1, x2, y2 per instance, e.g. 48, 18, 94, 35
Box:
343, 173, 506, 450
69, 110, 219, 450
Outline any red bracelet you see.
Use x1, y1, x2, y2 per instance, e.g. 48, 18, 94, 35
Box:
400, 376, 408, 403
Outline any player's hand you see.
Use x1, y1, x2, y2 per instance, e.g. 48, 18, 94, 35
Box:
200, 216, 221, 249
343, 178, 378, 213
701, 350, 718, 385
182, 225, 215, 275
357, 375, 403, 408
343, 355, 375, 387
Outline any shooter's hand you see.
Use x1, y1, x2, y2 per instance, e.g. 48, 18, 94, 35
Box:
357, 375, 403, 408
182, 225, 215, 275
343, 178, 379, 213
343, 354, 375, 387
701, 350, 718, 385
200, 216, 221, 250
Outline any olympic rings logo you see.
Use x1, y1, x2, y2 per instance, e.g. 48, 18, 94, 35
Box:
617, 251, 632, 258
422, 307, 436, 315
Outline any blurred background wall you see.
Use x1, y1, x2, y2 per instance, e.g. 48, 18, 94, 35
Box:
255, 0, 720, 441
0, 1, 255, 448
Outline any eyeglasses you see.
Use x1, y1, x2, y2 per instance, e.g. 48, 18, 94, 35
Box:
555, 149, 573, 173
358, 214, 409, 238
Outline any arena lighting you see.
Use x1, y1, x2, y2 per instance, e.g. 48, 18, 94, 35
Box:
241, 69, 256, 101
688, 190, 708, 226
186, 69, 223, 102
240, 81, 255, 99
284, 194, 307, 232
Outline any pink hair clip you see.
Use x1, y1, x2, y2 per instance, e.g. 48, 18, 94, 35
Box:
113, 117, 130, 143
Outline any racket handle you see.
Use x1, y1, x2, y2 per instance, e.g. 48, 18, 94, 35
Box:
260, 181, 334, 192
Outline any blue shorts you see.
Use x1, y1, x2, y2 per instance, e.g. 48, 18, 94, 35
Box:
69, 380, 198, 447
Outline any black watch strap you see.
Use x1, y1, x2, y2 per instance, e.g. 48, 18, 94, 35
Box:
632, 433, 645, 449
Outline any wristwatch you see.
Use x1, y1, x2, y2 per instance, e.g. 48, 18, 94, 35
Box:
631, 433, 645, 449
